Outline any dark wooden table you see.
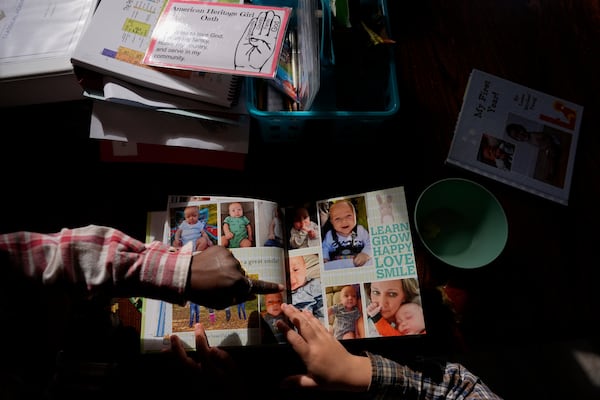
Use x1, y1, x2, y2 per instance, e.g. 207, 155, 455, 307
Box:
1, 1, 599, 399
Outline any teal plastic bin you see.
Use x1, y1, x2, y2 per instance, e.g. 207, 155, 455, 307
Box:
246, 0, 399, 142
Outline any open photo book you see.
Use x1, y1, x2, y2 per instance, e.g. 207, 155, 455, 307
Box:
140, 186, 425, 352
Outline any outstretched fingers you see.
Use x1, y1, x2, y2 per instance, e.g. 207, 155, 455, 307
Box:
277, 303, 322, 346
169, 333, 199, 370
194, 323, 211, 366
275, 303, 327, 389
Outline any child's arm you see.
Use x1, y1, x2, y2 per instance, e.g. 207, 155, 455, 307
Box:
246, 222, 253, 243
173, 228, 183, 247
353, 225, 372, 266
353, 252, 371, 267
268, 219, 276, 240
200, 230, 212, 246
223, 221, 234, 239
307, 221, 320, 240
366, 301, 380, 318
321, 233, 331, 262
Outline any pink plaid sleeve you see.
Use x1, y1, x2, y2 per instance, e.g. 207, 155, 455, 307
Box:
0, 225, 193, 305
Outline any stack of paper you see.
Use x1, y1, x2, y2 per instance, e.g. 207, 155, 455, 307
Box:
90, 82, 250, 170
2, 0, 296, 169
71, 0, 272, 169
0, 0, 97, 106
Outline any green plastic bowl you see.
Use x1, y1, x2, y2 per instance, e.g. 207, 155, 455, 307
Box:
414, 178, 508, 269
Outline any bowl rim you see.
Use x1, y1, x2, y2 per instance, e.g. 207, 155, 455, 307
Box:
413, 177, 508, 269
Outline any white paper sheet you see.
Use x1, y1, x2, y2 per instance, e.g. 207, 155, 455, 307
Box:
89, 100, 249, 154
0, 0, 96, 79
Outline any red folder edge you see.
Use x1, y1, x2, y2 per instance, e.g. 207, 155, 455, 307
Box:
99, 141, 246, 171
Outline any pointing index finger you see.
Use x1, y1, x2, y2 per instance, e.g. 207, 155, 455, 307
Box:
248, 278, 285, 294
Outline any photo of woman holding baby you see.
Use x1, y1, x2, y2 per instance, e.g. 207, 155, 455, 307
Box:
361, 278, 425, 337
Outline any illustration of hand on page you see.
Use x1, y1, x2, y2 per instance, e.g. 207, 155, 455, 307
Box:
234, 10, 281, 72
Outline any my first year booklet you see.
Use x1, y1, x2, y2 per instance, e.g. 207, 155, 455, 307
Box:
140, 186, 427, 352
447, 68, 583, 205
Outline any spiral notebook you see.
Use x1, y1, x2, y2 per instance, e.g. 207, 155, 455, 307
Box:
71, 0, 241, 107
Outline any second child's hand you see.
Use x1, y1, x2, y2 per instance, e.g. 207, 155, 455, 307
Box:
169, 323, 243, 395
276, 303, 372, 392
